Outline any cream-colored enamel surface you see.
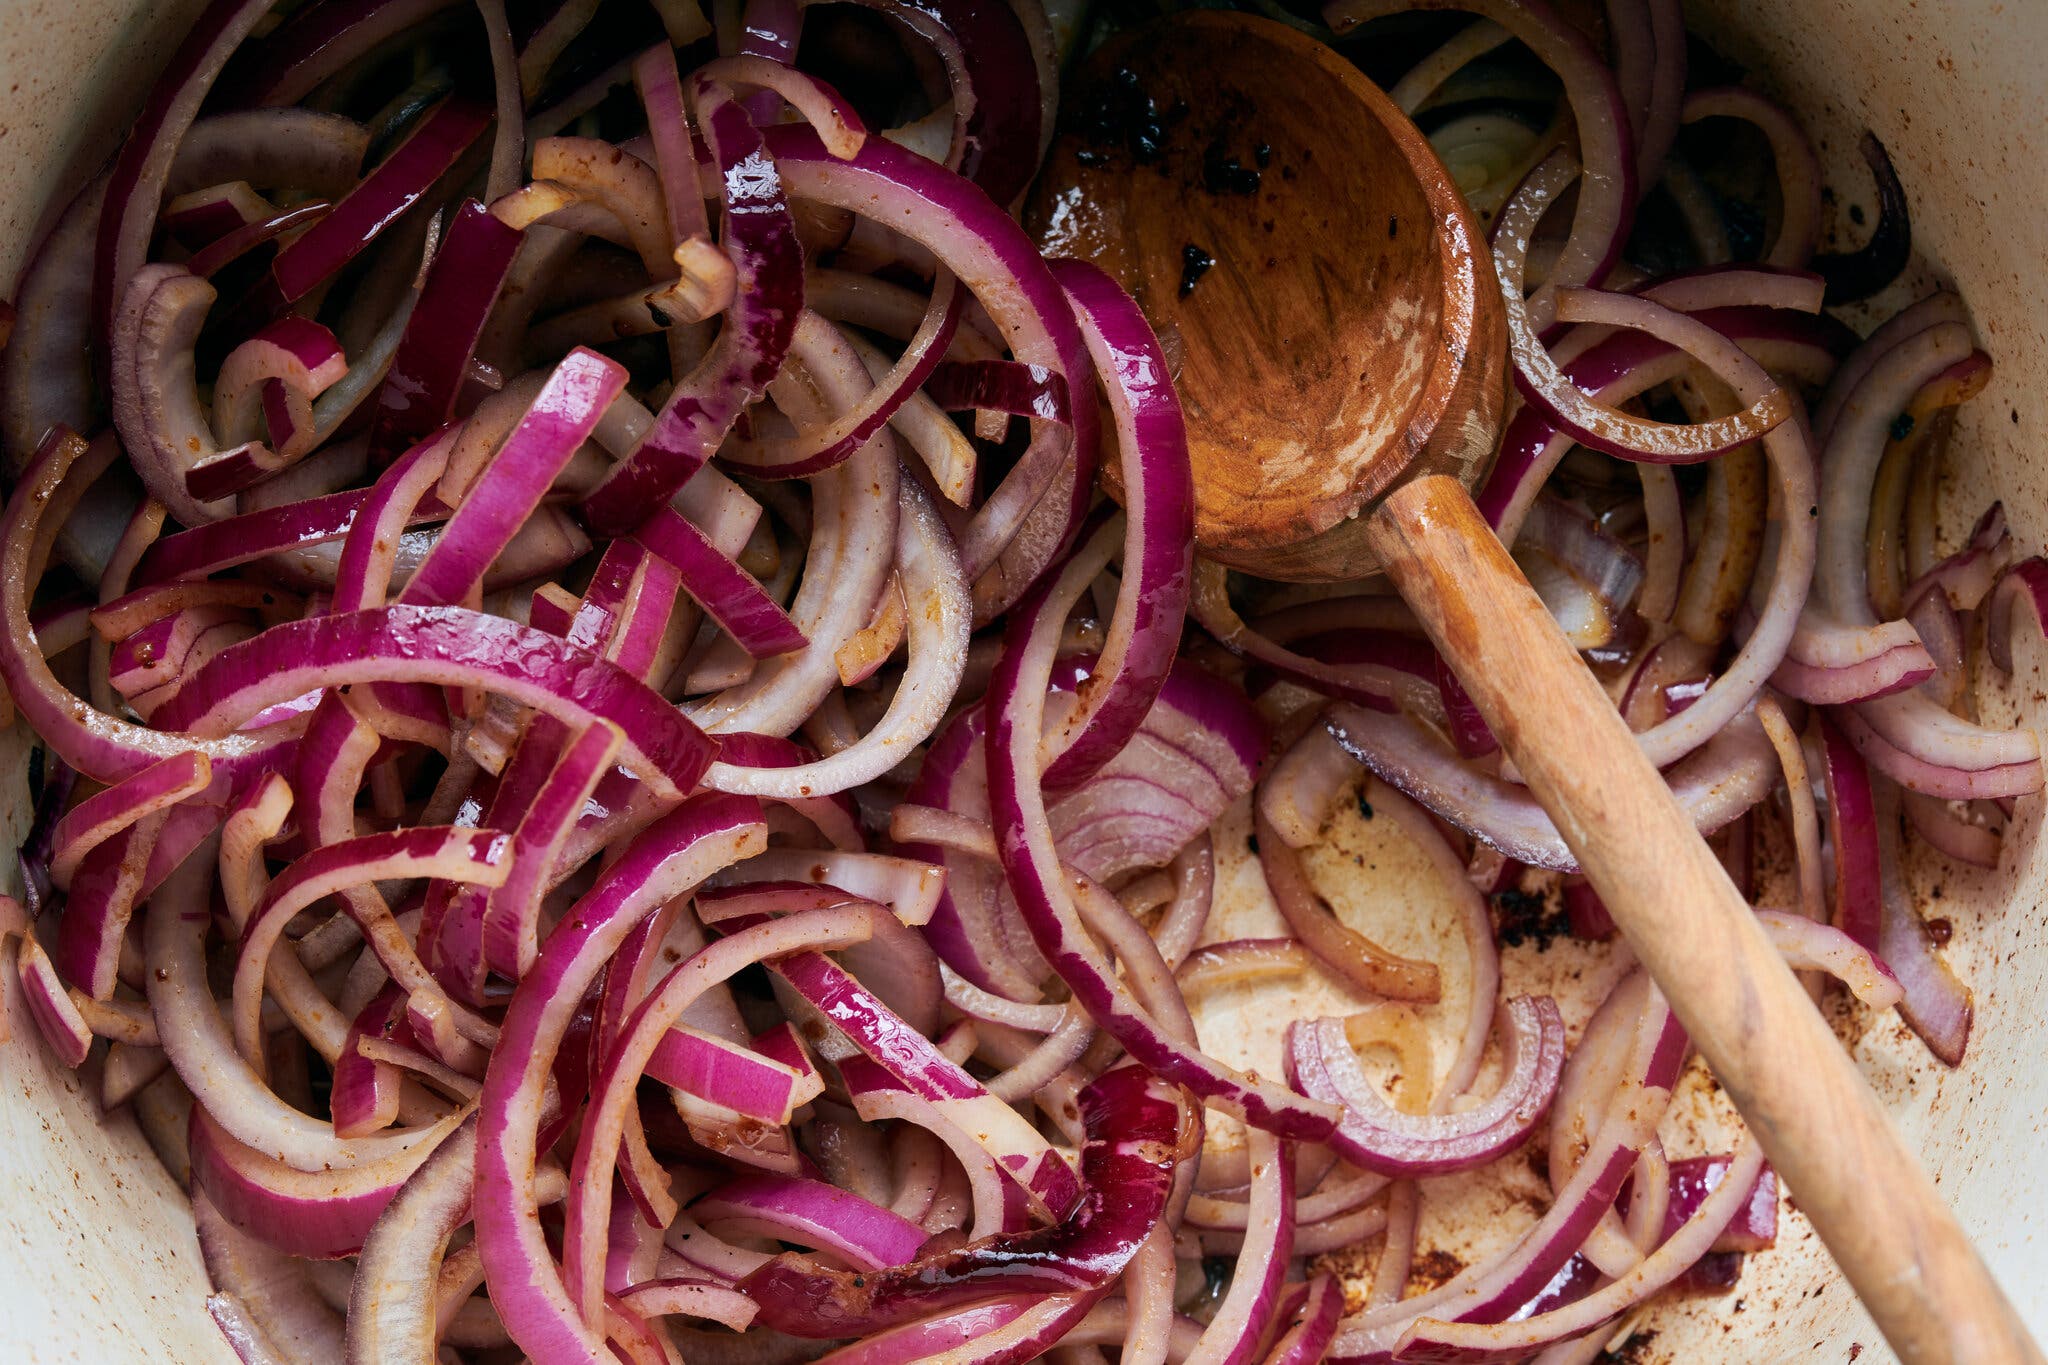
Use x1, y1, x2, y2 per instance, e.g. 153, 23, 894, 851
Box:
0, 0, 2043, 1360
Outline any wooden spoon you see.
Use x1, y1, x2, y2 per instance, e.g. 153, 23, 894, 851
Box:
1030, 13, 2041, 1363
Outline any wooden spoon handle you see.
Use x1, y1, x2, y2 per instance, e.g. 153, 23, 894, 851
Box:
1367, 473, 2041, 1365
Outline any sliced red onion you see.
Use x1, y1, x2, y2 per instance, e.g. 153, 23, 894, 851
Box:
1902, 498, 2010, 614
1902, 791, 2003, 868
581, 81, 804, 533
1391, 1135, 1767, 1361
1037, 259, 1194, 789
1478, 305, 1846, 544
814, 0, 1043, 205
48, 749, 210, 891
1507, 156, 1794, 458
1982, 558, 2048, 682
1192, 568, 1436, 715
1330, 980, 1683, 1361
0, 429, 291, 788
15, 933, 91, 1067
1815, 708, 1884, 956
91, 0, 280, 374
213, 317, 348, 466
343, 1113, 479, 1363
729, 294, 963, 480
1260, 1274, 1342, 1365
1290, 997, 1564, 1177
1333, 0, 1632, 321
473, 794, 768, 1360
1664, 1153, 1778, 1253
262, 98, 491, 311
636, 42, 712, 249
910, 648, 1259, 1000
1845, 690, 2042, 798
743, 1066, 1180, 1338
760, 126, 1097, 613
1773, 613, 1935, 705
620, 1279, 761, 1332
481, 720, 623, 978
813, 1293, 1096, 1365
703, 852, 946, 925
564, 907, 881, 1331
368, 200, 525, 464
1546, 286, 1817, 768
1259, 721, 1366, 849
1256, 805, 1440, 1002
193, 1190, 348, 1365
233, 826, 508, 1071
1872, 779, 1973, 1065
1323, 701, 1774, 873
636, 506, 806, 658
693, 1173, 927, 1272
720, 903, 1081, 1219
1681, 88, 1820, 267
330, 427, 456, 614
1185, 1125, 1292, 1365
331, 989, 407, 1140
188, 1100, 463, 1261
1517, 495, 1644, 635
1754, 910, 1903, 1009
148, 605, 716, 799
924, 359, 1071, 422
646, 1026, 808, 1122
401, 346, 626, 606
680, 324, 900, 742
111, 264, 265, 526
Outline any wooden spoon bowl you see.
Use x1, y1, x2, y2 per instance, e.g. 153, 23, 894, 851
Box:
1027, 11, 1503, 580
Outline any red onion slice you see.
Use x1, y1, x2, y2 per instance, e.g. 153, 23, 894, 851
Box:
1291, 997, 1565, 1177
1184, 1124, 1292, 1365
1036, 259, 1195, 789
691, 1171, 926, 1273
367, 200, 525, 465
581, 79, 805, 533
92, 0, 280, 375
148, 605, 717, 800
401, 346, 627, 607
265, 98, 492, 310
474, 794, 769, 1363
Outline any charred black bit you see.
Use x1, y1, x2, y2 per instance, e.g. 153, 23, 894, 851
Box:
1179, 243, 1215, 298
1493, 888, 1570, 950
1245, 829, 1260, 855
1356, 791, 1375, 820
1201, 139, 1262, 196
1889, 412, 1916, 442
1253, 141, 1272, 167
1816, 131, 1912, 304
1388, 214, 1399, 239
1076, 65, 1168, 164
